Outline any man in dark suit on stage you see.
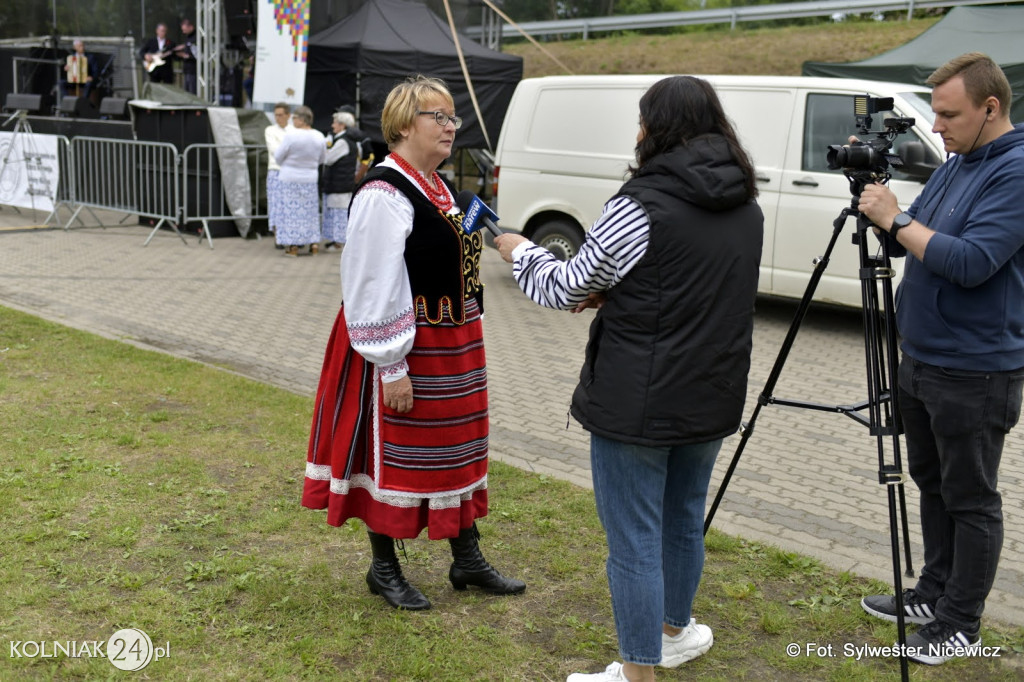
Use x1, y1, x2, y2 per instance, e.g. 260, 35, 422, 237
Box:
62, 39, 98, 101
138, 23, 176, 84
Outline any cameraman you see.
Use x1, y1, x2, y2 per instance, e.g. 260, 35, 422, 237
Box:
857, 52, 1024, 665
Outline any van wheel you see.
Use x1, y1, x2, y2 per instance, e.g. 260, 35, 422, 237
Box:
532, 220, 584, 261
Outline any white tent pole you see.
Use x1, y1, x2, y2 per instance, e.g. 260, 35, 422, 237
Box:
441, 0, 492, 151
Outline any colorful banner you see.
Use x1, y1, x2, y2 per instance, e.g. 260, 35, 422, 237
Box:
0, 132, 59, 212
253, 0, 311, 106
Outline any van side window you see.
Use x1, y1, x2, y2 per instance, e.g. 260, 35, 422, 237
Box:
803, 94, 854, 173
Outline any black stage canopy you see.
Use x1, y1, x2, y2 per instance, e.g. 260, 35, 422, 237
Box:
306, 0, 522, 150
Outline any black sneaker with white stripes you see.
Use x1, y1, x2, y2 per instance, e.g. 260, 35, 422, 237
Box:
904, 619, 981, 665
861, 589, 936, 625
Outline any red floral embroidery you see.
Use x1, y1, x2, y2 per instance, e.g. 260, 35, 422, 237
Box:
348, 306, 416, 346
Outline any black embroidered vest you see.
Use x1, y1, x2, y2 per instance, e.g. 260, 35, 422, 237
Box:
355, 166, 484, 324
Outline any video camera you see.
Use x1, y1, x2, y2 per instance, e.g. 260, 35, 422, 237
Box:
826, 95, 915, 196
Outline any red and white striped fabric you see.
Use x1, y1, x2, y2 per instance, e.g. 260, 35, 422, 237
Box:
302, 299, 489, 540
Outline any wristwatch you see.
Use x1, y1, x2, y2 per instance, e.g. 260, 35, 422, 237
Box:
890, 212, 912, 237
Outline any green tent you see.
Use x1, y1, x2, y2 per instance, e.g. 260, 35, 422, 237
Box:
802, 6, 1024, 123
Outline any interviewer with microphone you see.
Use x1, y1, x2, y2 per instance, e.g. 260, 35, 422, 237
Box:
496, 76, 763, 682
301, 75, 524, 611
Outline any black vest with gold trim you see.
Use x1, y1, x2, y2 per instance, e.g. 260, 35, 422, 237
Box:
355, 166, 484, 324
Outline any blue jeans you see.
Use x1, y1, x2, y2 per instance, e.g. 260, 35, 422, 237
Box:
898, 355, 1023, 633
590, 433, 722, 665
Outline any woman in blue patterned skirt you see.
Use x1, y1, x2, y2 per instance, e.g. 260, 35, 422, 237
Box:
274, 105, 324, 256
264, 103, 291, 238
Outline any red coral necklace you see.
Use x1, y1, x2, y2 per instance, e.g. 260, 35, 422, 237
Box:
391, 153, 453, 211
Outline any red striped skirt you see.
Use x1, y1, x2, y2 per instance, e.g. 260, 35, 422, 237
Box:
302, 299, 489, 539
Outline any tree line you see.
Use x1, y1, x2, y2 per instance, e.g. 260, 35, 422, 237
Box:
1, 0, 814, 43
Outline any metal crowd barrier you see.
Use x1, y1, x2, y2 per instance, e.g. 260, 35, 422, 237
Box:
63, 136, 185, 245
13, 136, 270, 249
40, 134, 75, 226
181, 143, 268, 249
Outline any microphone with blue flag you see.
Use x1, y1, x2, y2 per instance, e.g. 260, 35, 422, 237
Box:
456, 191, 503, 238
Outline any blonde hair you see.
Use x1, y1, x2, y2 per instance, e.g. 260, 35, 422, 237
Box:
927, 52, 1012, 116
380, 75, 454, 149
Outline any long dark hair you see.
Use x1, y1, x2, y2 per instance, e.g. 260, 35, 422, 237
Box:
630, 76, 758, 199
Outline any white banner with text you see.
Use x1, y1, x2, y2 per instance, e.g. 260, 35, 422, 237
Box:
0, 132, 59, 212
253, 0, 310, 106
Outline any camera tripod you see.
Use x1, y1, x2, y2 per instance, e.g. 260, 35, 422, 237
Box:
704, 196, 915, 680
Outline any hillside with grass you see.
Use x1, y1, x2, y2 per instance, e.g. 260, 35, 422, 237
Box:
504, 17, 942, 78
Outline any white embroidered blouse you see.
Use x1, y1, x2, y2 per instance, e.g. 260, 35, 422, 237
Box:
264, 123, 292, 172
340, 156, 458, 383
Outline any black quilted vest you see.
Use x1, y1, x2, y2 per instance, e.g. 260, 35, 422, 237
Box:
570, 143, 763, 446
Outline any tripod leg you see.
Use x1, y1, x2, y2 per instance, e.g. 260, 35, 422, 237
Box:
704, 207, 855, 534
704, 411, 757, 535
898, 485, 913, 577
869, 229, 915, 578
855, 212, 911, 681
886, 481, 911, 680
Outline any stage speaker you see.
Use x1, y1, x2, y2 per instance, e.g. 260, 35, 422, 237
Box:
225, 0, 256, 38
61, 96, 101, 120
4, 92, 42, 112
132, 107, 213, 150
99, 97, 127, 119
133, 107, 162, 142
184, 109, 214, 146
57, 96, 79, 117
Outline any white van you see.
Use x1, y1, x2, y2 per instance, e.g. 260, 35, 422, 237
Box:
492, 75, 944, 307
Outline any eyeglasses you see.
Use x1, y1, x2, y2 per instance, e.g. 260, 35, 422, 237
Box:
417, 110, 463, 129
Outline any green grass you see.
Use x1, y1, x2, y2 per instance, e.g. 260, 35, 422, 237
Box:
1, 304, 1022, 680
506, 17, 944, 79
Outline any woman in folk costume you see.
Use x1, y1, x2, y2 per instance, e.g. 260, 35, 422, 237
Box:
302, 75, 525, 610
264, 102, 292, 237
274, 105, 325, 256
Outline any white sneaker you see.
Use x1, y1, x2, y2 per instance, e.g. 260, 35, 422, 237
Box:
566, 661, 627, 681
659, 618, 713, 668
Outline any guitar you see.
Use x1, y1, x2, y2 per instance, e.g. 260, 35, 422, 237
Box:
144, 49, 174, 73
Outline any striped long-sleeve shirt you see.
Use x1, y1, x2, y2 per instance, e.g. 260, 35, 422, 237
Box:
511, 195, 650, 310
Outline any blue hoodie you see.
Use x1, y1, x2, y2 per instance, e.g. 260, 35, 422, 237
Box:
897, 123, 1024, 371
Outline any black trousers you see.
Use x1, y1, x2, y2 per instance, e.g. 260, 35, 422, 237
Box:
898, 355, 1024, 632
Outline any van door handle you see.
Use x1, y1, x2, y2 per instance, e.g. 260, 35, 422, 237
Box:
792, 178, 819, 187
756, 175, 770, 183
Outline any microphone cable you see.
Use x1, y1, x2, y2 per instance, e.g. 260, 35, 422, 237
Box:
917, 109, 990, 227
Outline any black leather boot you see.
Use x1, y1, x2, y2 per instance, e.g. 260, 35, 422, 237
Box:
365, 531, 431, 610
448, 523, 526, 595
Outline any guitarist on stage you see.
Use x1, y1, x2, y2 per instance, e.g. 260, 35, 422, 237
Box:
139, 23, 176, 84
176, 18, 198, 94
